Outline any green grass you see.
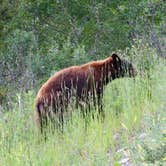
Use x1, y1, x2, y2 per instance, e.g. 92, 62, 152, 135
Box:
0, 56, 165, 165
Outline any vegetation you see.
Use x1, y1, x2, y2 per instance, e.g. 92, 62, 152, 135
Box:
0, 43, 165, 165
0, 0, 165, 165
0, 0, 165, 94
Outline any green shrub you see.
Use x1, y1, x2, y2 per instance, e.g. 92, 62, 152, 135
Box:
0, 86, 8, 105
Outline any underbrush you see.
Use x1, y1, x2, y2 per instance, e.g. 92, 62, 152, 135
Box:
0, 47, 165, 165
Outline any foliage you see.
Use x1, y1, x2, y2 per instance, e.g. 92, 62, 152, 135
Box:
0, 0, 165, 93
0, 86, 8, 105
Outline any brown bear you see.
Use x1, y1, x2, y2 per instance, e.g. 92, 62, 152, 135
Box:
35, 53, 136, 132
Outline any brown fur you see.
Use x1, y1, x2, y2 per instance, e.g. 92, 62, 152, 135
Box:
35, 53, 136, 132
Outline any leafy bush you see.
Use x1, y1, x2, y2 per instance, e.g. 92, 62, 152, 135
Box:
0, 86, 8, 105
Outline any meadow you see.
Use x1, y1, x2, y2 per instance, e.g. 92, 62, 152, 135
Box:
0, 44, 165, 166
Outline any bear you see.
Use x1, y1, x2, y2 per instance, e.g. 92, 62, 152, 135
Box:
35, 53, 136, 132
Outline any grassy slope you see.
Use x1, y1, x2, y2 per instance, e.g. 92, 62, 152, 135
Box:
109, 59, 166, 166
0, 58, 165, 166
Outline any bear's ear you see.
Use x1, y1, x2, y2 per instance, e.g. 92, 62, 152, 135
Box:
111, 53, 121, 62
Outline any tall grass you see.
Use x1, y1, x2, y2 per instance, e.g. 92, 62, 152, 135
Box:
0, 45, 165, 165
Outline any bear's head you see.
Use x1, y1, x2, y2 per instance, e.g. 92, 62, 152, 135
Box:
111, 53, 137, 78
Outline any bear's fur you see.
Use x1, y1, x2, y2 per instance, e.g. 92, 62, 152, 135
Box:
35, 53, 136, 132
